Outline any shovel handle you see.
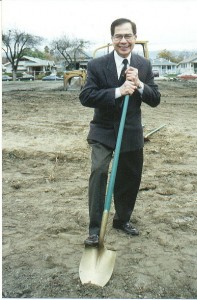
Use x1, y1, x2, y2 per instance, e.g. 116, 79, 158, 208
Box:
144, 124, 166, 139
104, 95, 129, 211
99, 95, 129, 246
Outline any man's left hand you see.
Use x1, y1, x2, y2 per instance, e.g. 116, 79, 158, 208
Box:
125, 67, 141, 88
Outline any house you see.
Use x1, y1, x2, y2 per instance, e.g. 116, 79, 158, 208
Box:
58, 49, 92, 71
3, 50, 92, 75
177, 54, 197, 74
151, 58, 177, 76
4, 56, 56, 75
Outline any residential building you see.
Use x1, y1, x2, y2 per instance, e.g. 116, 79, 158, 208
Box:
59, 49, 92, 71
177, 54, 197, 74
3, 48, 92, 75
151, 58, 177, 76
3, 56, 56, 75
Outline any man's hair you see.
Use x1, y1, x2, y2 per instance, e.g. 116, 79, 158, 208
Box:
111, 18, 137, 36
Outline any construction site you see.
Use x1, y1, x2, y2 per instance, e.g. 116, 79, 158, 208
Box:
2, 75, 197, 298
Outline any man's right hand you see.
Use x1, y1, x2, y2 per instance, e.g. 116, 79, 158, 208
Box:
120, 80, 137, 96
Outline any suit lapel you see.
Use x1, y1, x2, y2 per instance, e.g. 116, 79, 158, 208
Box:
130, 53, 145, 81
106, 51, 119, 86
130, 53, 142, 69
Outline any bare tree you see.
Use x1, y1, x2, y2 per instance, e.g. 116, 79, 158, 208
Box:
51, 35, 90, 70
2, 29, 43, 80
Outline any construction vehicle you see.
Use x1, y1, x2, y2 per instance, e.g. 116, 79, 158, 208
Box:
93, 40, 149, 59
64, 41, 149, 90
63, 69, 87, 91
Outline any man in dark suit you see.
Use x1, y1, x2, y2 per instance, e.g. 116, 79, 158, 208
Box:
79, 18, 160, 246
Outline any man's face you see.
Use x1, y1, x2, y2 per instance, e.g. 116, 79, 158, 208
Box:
112, 22, 137, 58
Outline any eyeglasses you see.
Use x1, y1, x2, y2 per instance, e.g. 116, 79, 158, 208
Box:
113, 34, 134, 41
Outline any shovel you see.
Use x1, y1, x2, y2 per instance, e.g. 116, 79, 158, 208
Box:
144, 124, 166, 142
79, 95, 130, 287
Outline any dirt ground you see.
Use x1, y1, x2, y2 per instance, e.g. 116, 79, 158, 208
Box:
2, 79, 197, 299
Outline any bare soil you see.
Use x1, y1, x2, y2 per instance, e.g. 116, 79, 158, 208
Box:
2, 79, 197, 298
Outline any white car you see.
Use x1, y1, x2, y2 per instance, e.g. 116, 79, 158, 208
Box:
2, 75, 12, 81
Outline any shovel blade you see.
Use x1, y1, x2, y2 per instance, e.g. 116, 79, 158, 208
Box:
79, 246, 116, 287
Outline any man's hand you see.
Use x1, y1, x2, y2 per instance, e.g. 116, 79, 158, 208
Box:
120, 80, 137, 96
125, 67, 141, 88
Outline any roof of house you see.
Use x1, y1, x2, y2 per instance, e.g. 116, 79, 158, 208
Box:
75, 49, 92, 59
4, 56, 55, 67
178, 54, 197, 65
21, 56, 55, 66
151, 58, 177, 66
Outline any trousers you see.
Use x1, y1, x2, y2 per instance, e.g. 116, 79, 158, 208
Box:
88, 142, 143, 235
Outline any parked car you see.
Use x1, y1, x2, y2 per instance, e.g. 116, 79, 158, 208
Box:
2, 75, 12, 81
152, 70, 159, 77
177, 73, 197, 80
17, 74, 34, 81
42, 74, 63, 81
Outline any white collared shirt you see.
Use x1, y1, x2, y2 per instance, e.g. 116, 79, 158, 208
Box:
114, 51, 144, 98
114, 51, 131, 78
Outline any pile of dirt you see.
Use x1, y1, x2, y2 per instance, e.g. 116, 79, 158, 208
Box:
2, 80, 197, 298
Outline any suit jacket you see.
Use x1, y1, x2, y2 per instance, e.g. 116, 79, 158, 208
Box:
79, 51, 161, 152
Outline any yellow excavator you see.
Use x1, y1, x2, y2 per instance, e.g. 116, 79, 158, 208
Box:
63, 69, 87, 91
63, 41, 149, 90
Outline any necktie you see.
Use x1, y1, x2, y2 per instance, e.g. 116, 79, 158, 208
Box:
118, 58, 128, 86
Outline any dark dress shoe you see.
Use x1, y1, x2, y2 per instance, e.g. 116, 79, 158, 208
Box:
84, 234, 99, 246
113, 221, 139, 236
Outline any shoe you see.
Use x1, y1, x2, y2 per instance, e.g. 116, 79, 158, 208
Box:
84, 234, 99, 246
113, 221, 139, 236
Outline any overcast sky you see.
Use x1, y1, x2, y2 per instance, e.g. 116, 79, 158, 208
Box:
1, 0, 197, 52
